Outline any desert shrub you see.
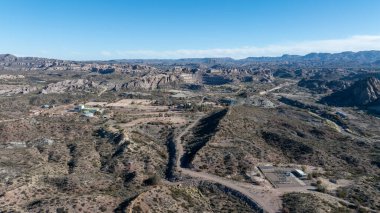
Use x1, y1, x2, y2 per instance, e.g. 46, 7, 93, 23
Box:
99, 206, 107, 212
56, 208, 67, 213
336, 187, 348, 198
143, 174, 161, 186
316, 184, 327, 193
44, 176, 79, 192
311, 171, 320, 178
27, 199, 43, 210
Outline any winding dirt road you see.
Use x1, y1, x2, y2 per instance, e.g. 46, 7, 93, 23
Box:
174, 114, 275, 212
172, 107, 375, 213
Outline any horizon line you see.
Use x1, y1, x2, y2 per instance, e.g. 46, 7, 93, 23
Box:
3, 49, 380, 62
4, 35, 380, 61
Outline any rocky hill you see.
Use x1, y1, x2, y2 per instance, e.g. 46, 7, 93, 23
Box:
320, 77, 380, 107
124, 73, 180, 90
39, 73, 182, 94
41, 79, 102, 94
0, 54, 157, 73
298, 79, 350, 93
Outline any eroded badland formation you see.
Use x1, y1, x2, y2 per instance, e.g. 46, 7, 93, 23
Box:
0, 51, 380, 213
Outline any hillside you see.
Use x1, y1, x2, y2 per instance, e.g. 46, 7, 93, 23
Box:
321, 77, 380, 107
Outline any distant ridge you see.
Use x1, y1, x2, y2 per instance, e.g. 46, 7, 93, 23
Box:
2, 51, 380, 66
109, 50, 380, 64
244, 50, 380, 62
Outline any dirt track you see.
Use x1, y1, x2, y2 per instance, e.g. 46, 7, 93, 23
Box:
171, 108, 376, 213
180, 169, 280, 212
174, 112, 278, 212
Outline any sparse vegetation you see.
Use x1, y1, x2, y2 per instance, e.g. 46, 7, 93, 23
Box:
0, 51, 380, 212
143, 174, 161, 186
282, 193, 351, 213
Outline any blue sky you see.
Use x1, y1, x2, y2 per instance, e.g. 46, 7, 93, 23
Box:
1, 0, 380, 59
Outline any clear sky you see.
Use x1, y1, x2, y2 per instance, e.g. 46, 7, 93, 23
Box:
1, 0, 380, 59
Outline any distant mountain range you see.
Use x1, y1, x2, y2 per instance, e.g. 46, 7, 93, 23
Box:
246, 50, 380, 62
2, 50, 380, 67
114, 50, 380, 66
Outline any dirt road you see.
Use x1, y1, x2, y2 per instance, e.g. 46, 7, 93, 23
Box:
180, 169, 280, 212
259, 82, 295, 96
175, 116, 203, 169
174, 113, 275, 212
172, 108, 368, 213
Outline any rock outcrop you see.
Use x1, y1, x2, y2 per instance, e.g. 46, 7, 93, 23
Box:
41, 79, 101, 94
252, 69, 275, 83
0, 85, 38, 95
0, 74, 25, 80
320, 77, 380, 107
298, 79, 350, 93
124, 74, 180, 90
202, 74, 233, 85
40, 73, 181, 94
0, 54, 157, 73
248, 95, 276, 108
13, 86, 38, 94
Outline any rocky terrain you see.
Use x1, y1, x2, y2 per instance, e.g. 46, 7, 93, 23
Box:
124, 73, 180, 90
298, 79, 350, 93
0, 51, 379, 212
321, 77, 380, 113
282, 192, 352, 213
41, 79, 102, 94
0, 54, 157, 73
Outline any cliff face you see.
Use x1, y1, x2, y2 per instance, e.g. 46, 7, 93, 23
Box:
40, 74, 181, 94
321, 77, 380, 107
124, 74, 180, 90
